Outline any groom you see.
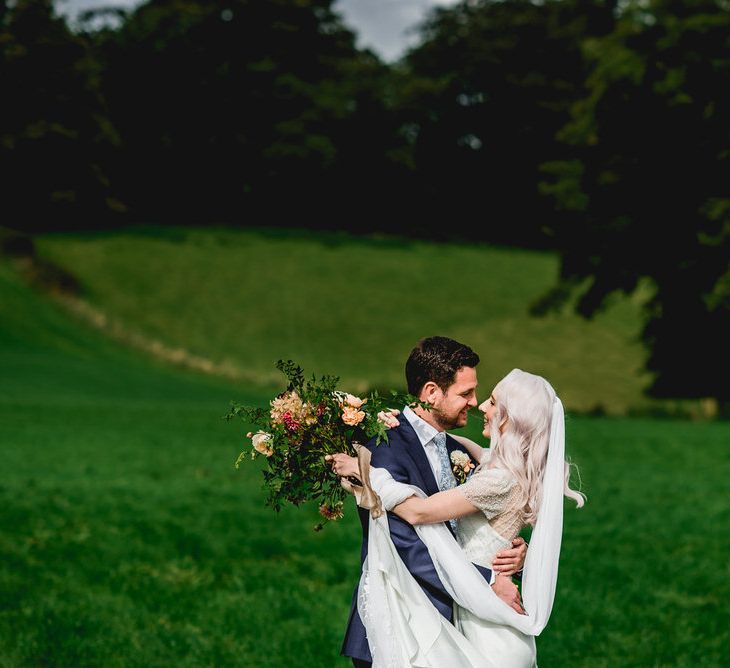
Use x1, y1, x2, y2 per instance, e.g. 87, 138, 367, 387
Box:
340, 336, 528, 667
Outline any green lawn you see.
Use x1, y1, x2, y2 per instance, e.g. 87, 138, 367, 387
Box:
0, 260, 358, 666
36, 226, 654, 415
2, 250, 728, 666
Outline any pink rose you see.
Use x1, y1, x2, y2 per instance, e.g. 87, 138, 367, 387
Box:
281, 411, 301, 431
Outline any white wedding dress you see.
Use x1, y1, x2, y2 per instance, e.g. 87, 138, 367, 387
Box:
358, 447, 536, 667
451, 449, 536, 667
357, 403, 568, 668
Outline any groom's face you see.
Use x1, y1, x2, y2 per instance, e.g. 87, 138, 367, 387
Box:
427, 366, 479, 430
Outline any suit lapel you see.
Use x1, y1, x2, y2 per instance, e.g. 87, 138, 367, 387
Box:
397, 414, 440, 497
399, 416, 463, 537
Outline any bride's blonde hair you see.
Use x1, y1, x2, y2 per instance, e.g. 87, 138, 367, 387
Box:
488, 369, 585, 526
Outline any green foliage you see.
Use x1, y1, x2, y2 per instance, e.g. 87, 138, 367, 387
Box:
1, 0, 410, 228
541, 0, 730, 404
395, 0, 614, 246
86, 0, 403, 223
227, 359, 422, 529
0, 0, 119, 225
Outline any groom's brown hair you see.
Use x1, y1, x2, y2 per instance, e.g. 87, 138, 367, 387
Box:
405, 336, 480, 396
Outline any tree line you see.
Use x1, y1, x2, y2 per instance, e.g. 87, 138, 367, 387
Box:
1, 0, 728, 407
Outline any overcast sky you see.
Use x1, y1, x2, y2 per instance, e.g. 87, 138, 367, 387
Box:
56, 0, 459, 62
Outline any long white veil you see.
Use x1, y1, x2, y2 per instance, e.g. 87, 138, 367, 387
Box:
358, 398, 567, 666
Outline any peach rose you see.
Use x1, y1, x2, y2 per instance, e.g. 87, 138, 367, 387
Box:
342, 405, 366, 426
344, 393, 366, 409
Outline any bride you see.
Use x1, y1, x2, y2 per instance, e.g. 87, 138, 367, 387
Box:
329, 368, 585, 667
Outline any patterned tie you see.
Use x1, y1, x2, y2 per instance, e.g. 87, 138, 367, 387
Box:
434, 431, 458, 533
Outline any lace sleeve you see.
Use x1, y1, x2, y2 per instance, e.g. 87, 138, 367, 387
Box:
457, 468, 517, 520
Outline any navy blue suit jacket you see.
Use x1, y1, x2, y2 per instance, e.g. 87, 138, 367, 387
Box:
340, 413, 492, 663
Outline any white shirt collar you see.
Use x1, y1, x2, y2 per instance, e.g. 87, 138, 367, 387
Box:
402, 405, 442, 447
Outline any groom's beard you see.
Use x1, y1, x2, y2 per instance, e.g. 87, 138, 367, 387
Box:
430, 405, 465, 431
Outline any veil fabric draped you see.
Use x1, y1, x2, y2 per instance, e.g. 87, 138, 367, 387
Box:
356, 398, 566, 667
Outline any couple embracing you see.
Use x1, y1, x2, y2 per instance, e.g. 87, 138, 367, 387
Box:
328, 336, 585, 667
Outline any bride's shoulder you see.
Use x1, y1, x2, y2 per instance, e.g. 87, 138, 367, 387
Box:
468, 463, 517, 492
458, 464, 519, 516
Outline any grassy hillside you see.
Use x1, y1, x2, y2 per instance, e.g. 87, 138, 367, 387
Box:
37, 226, 654, 415
1, 258, 729, 666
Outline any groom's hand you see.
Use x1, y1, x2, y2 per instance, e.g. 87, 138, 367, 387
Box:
491, 574, 525, 615
492, 536, 527, 577
325, 453, 361, 480
377, 408, 400, 428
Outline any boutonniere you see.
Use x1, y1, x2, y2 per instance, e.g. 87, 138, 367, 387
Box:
450, 451, 475, 485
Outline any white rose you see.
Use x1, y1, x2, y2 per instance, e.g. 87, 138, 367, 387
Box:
450, 451, 470, 467
251, 431, 274, 457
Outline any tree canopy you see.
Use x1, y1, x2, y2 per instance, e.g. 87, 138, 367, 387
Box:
1, 0, 727, 405
538, 0, 729, 405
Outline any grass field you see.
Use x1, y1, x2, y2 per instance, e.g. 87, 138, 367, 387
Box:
2, 238, 729, 667
0, 260, 357, 666
36, 226, 656, 415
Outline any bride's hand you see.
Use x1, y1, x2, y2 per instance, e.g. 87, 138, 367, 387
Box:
325, 453, 361, 480
377, 408, 401, 429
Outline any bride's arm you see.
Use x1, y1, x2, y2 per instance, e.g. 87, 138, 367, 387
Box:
392, 488, 478, 524
326, 453, 478, 523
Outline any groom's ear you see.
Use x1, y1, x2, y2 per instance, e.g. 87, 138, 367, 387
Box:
421, 381, 442, 403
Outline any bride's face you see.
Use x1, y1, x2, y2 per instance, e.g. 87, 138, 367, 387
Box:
478, 391, 498, 438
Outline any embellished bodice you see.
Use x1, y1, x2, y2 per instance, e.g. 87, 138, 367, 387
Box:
455, 451, 524, 569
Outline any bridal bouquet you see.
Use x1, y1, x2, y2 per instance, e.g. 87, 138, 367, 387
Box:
227, 360, 420, 530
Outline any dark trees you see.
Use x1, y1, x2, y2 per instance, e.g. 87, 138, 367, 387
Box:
0, 0, 119, 227
94, 0, 404, 223
540, 0, 730, 404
